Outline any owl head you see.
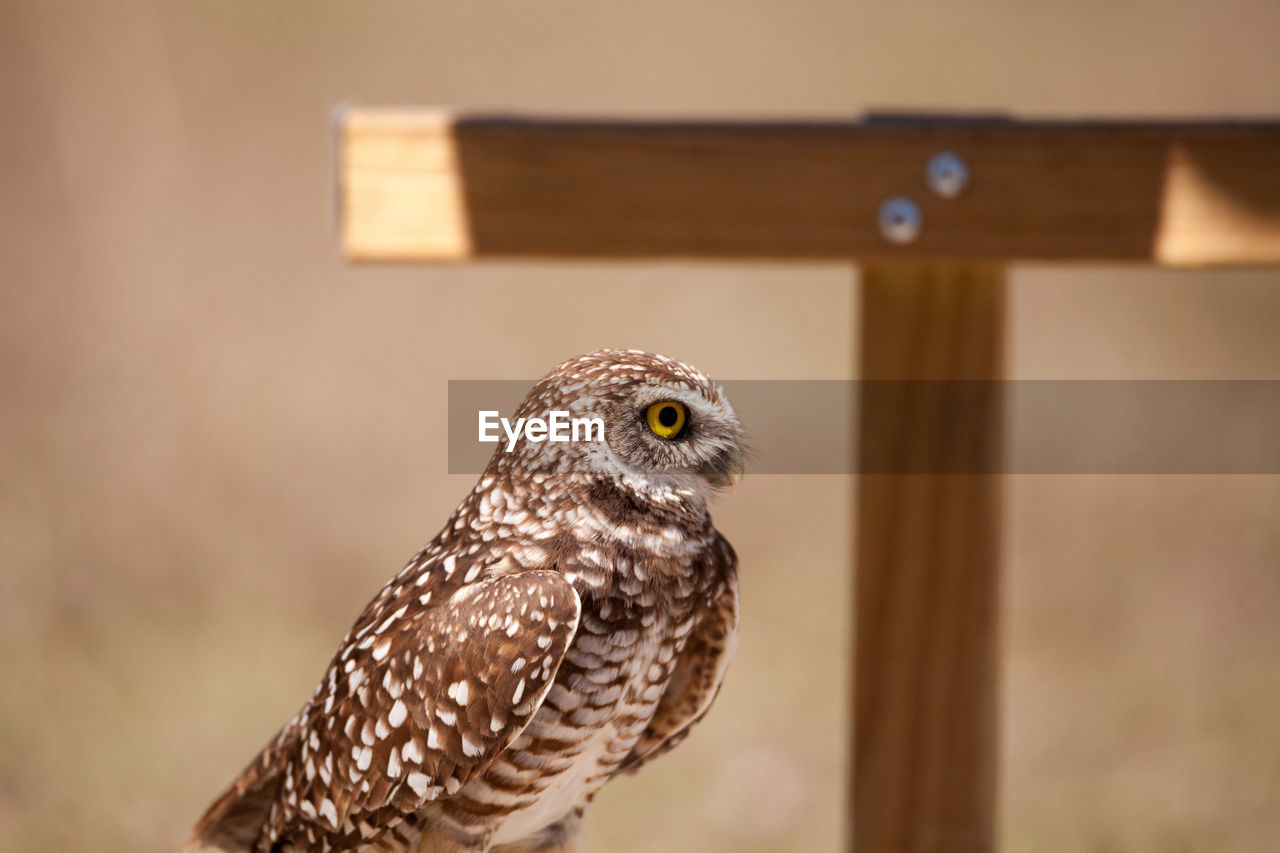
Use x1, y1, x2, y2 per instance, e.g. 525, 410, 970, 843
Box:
494, 350, 744, 501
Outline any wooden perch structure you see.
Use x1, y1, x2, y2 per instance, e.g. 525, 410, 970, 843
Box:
335, 108, 1280, 853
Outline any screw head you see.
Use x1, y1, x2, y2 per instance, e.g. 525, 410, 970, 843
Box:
877, 196, 922, 244
926, 151, 970, 198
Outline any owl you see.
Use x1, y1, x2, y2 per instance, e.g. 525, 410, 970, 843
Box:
189, 349, 744, 853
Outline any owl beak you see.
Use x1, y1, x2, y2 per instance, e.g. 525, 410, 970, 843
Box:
699, 449, 745, 488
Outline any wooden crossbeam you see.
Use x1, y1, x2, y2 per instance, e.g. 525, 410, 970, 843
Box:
339, 109, 1280, 266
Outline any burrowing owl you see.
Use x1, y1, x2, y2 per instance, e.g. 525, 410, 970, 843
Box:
189, 350, 743, 853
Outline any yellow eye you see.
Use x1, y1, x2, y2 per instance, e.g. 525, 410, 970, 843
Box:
645, 401, 687, 439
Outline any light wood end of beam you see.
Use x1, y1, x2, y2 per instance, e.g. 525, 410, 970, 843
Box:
341, 109, 471, 260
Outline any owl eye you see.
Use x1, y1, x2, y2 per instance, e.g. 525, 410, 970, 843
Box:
645, 401, 687, 439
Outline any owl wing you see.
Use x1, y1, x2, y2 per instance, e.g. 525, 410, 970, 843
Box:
617, 541, 740, 776
189, 565, 580, 852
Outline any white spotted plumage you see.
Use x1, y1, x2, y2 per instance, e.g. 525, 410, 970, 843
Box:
189, 350, 743, 853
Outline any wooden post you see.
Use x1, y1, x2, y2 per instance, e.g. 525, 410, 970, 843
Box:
854, 265, 1005, 852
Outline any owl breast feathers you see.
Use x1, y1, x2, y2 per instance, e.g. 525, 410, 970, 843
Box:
189, 349, 744, 853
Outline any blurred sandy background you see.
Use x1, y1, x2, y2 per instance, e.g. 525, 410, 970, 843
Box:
3, 1, 1280, 850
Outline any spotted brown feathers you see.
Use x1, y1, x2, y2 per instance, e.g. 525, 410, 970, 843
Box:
189, 350, 743, 853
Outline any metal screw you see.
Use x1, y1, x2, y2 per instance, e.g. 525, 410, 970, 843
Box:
878, 196, 922, 244
926, 151, 970, 198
